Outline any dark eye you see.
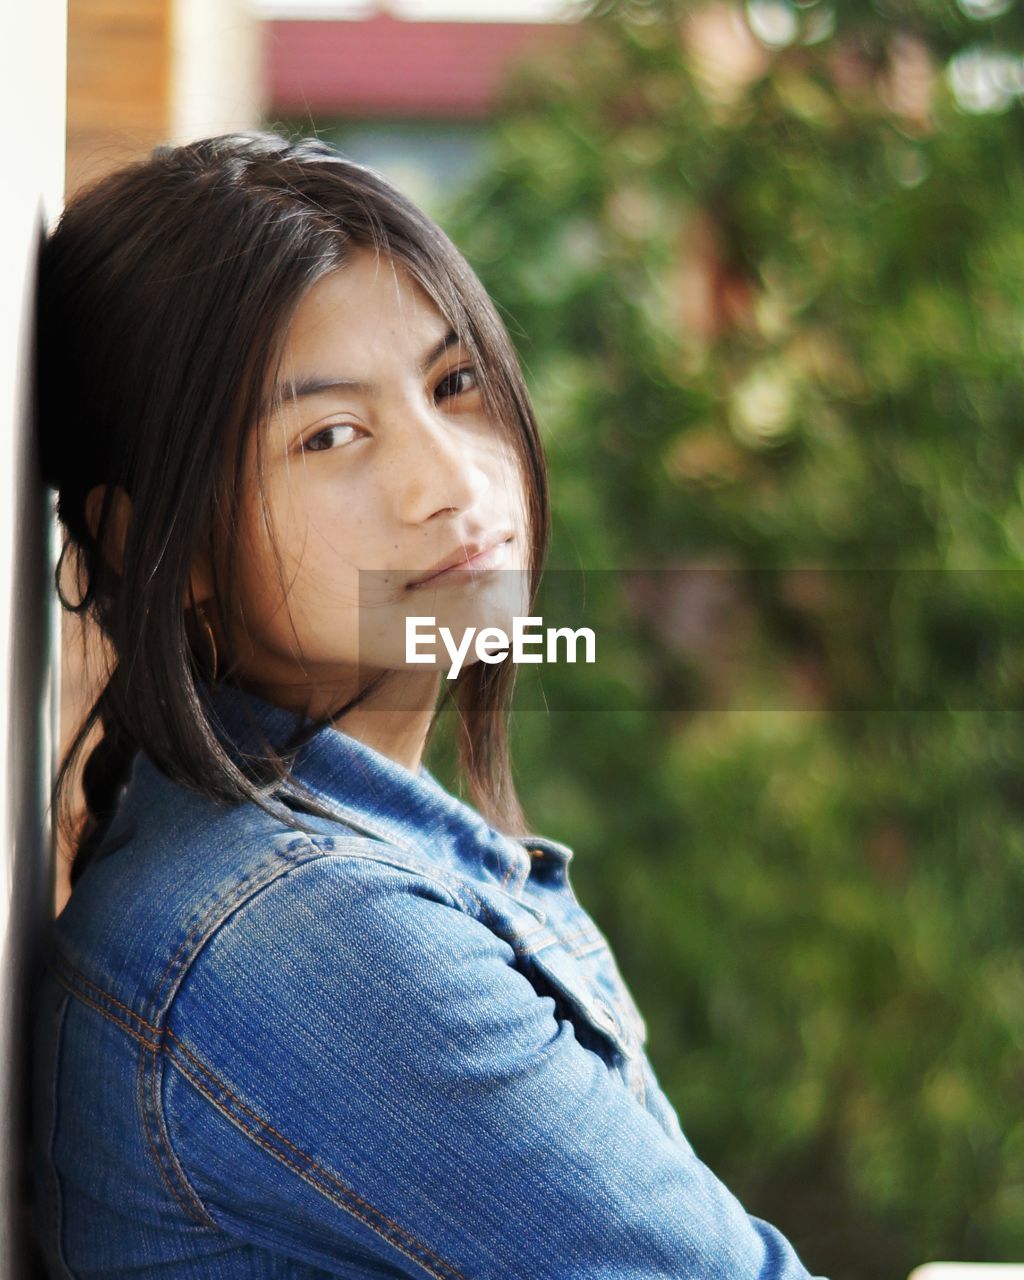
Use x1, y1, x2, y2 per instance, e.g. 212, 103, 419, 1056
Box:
435, 366, 480, 402
303, 423, 361, 453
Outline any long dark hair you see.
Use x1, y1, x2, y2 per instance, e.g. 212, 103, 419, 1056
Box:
37, 130, 550, 889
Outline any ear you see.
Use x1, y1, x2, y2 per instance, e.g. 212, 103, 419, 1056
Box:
86, 483, 214, 608
84, 484, 132, 576
185, 552, 214, 610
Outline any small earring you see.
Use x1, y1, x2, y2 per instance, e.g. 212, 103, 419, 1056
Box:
196, 603, 219, 684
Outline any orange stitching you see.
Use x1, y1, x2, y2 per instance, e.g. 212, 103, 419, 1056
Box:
138, 1043, 215, 1228
50, 956, 161, 1037
555, 925, 592, 944
147, 1044, 219, 1228
55, 965, 212, 1228
151, 837, 314, 1014
560, 924, 604, 949
567, 940, 606, 960
52, 963, 465, 1277
168, 1044, 467, 1280
511, 921, 552, 948
49, 966, 159, 1050
497, 845, 531, 895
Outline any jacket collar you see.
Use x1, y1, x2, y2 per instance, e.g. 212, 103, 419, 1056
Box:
202, 681, 574, 887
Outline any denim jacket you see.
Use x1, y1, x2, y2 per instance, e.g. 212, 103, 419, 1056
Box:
31, 683, 822, 1278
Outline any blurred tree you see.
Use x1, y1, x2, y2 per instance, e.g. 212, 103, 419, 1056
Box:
432, 2, 1024, 1276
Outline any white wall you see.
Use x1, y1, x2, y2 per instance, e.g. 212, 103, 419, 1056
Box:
169, 0, 264, 144
0, 3, 67, 1274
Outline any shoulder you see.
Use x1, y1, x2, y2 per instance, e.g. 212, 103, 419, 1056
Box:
158, 834, 550, 1162
164, 833, 506, 1032
51, 751, 474, 1031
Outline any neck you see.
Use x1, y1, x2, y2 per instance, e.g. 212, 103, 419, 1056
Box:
332, 691, 438, 774
236, 668, 443, 774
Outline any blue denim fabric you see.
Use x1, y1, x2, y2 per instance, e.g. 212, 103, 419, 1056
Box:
31, 684, 823, 1278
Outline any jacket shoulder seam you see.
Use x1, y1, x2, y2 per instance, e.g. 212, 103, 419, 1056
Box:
148, 832, 334, 1020
49, 954, 161, 1047
46, 833, 390, 1237
299, 835, 479, 910
301, 837, 545, 950
51, 835, 473, 1251
151, 837, 469, 1244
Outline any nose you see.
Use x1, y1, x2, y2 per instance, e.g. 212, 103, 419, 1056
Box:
388, 396, 493, 525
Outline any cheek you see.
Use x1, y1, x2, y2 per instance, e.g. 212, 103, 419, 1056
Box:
232, 488, 355, 623
500, 467, 533, 565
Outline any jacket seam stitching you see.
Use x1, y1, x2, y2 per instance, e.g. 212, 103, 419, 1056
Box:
319, 840, 469, 902
159, 846, 467, 1280
149, 834, 319, 1016
136, 1030, 217, 1227
58, 850, 469, 1277
318, 842, 537, 942
53, 926, 632, 1057
299, 835, 543, 931
637, 1059, 648, 1106
151, 1039, 220, 1228
48, 974, 460, 1274
558, 924, 604, 950
48, 966, 214, 1228
288, 786, 422, 855
165, 1044, 467, 1280
49, 963, 160, 1048
567, 939, 604, 958
498, 849, 527, 894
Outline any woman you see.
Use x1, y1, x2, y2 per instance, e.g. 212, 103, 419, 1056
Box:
31, 131, 822, 1278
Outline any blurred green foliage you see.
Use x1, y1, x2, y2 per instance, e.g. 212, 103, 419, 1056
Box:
431, 1, 1024, 1276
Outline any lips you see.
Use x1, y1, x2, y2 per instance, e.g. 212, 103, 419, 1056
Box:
406, 533, 514, 589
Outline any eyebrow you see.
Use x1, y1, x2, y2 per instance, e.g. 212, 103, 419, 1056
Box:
271, 327, 462, 411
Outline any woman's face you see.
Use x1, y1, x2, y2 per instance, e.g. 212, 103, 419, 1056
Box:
221, 249, 531, 706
